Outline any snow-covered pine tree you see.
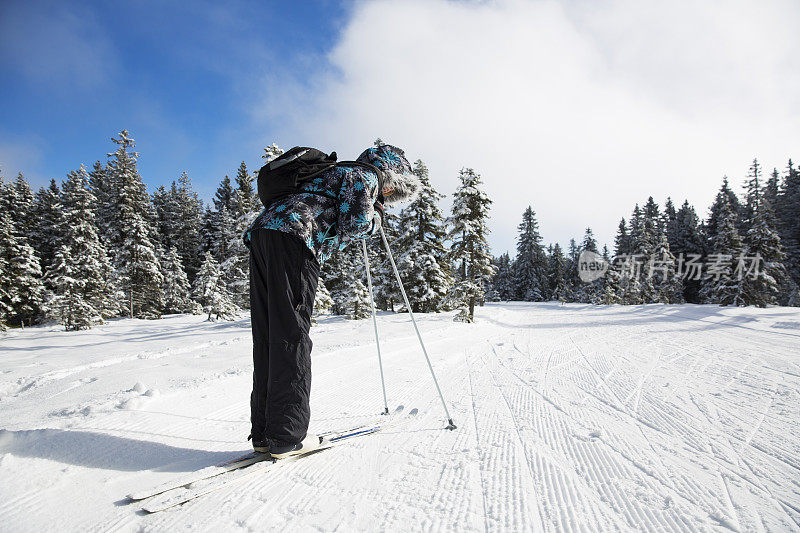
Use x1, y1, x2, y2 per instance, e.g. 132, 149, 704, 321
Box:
0, 206, 16, 330
764, 168, 780, 215
161, 245, 196, 314
512, 206, 547, 301
12, 173, 36, 239
214, 175, 234, 212
663, 197, 678, 252
171, 172, 203, 282
562, 238, 582, 302
631, 198, 662, 303
193, 251, 239, 321
648, 231, 683, 304
491, 252, 515, 301
88, 160, 115, 243
776, 159, 800, 289
262, 143, 285, 163
224, 161, 260, 309
32, 179, 62, 274
739, 167, 787, 307
669, 201, 705, 302
446, 168, 495, 322
44, 165, 118, 329
394, 160, 453, 312
700, 193, 744, 306
212, 206, 237, 263
706, 177, 743, 251
616, 206, 645, 304
344, 278, 371, 320
106, 130, 164, 318
740, 159, 763, 230
614, 218, 630, 257
0, 175, 45, 327
43, 247, 96, 331
312, 279, 333, 323
152, 185, 176, 250
546, 244, 568, 302
324, 242, 372, 319
198, 206, 217, 258
573, 228, 601, 303
368, 209, 401, 311
116, 213, 164, 318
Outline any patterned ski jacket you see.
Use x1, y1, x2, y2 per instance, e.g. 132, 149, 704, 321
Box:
244, 145, 414, 265
243, 165, 378, 265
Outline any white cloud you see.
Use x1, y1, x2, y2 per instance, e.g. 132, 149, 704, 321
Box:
255, 0, 800, 254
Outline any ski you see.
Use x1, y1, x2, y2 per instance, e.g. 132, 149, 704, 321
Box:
128, 405, 406, 502
140, 408, 418, 513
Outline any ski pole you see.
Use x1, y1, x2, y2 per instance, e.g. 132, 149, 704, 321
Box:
362, 239, 390, 415
378, 226, 456, 430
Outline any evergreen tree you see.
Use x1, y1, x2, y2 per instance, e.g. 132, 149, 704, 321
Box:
313, 279, 333, 322
393, 160, 453, 312
614, 218, 630, 257
88, 160, 114, 243
212, 206, 237, 263
741, 158, 763, 230
701, 194, 744, 306
161, 245, 195, 314
777, 160, 800, 288
262, 143, 285, 163
32, 179, 62, 274
322, 242, 371, 319
739, 173, 786, 307
106, 130, 164, 318
577, 227, 603, 303
631, 199, 661, 303
198, 206, 218, 258
648, 232, 683, 303
663, 197, 679, 252
0, 175, 45, 327
45, 165, 118, 329
491, 252, 515, 301
706, 177, 742, 250
224, 161, 260, 309
446, 168, 495, 322
513, 206, 547, 301
0, 207, 17, 330
672, 201, 705, 302
12, 173, 36, 239
764, 168, 780, 214
193, 252, 239, 321
171, 171, 204, 282
151, 184, 176, 249
214, 175, 234, 212
563, 237, 582, 302
368, 208, 401, 311
546, 244, 568, 301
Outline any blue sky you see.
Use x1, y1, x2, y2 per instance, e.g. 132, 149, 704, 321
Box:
0, 0, 348, 201
2, 0, 799, 255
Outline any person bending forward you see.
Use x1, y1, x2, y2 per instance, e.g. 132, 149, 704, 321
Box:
243, 143, 420, 458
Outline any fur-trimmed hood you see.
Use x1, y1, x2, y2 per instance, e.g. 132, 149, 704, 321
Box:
356, 144, 420, 205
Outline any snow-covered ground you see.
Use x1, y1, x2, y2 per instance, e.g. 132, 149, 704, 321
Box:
1, 303, 799, 532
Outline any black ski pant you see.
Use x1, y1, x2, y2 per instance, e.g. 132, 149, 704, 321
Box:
249, 229, 319, 445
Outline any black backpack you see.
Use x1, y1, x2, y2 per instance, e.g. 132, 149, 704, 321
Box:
257, 146, 384, 207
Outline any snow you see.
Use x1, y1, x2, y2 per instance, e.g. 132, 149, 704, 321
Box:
1, 303, 799, 531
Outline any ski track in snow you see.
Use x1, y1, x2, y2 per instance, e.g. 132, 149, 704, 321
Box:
1, 303, 799, 531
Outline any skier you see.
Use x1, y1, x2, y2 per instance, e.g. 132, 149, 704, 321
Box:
243, 143, 420, 458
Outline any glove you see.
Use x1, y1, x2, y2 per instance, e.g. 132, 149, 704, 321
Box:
370, 211, 382, 235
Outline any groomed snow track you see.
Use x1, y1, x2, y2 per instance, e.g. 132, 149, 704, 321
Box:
1, 303, 799, 531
